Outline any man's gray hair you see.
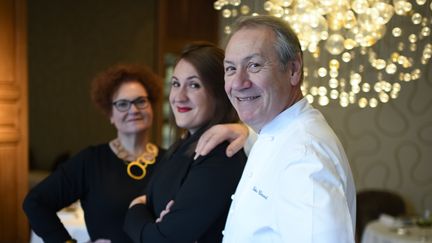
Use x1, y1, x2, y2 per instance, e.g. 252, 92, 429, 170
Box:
226, 15, 303, 72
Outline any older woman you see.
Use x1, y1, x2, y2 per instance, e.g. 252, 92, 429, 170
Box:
23, 64, 164, 242
23, 64, 246, 243
124, 42, 247, 242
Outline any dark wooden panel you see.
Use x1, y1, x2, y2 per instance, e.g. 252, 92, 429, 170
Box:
159, 0, 218, 55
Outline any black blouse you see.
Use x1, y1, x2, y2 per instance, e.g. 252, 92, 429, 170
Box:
124, 129, 247, 243
23, 144, 165, 243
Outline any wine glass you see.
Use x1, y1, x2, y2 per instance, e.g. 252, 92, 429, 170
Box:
416, 209, 432, 242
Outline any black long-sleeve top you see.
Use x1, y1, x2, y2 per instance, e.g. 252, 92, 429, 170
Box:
23, 144, 165, 243
123, 128, 247, 243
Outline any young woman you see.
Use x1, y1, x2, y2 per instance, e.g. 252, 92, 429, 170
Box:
124, 42, 246, 242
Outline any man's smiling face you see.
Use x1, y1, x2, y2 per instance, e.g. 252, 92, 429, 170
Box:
224, 26, 294, 131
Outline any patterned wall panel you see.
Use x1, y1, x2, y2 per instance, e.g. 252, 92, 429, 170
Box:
319, 64, 432, 215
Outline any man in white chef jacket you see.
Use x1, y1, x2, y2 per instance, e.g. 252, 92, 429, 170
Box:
221, 15, 356, 243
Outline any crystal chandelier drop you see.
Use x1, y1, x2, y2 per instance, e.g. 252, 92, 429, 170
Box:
214, 0, 432, 108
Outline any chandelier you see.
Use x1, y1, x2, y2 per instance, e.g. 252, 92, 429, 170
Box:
214, 0, 432, 108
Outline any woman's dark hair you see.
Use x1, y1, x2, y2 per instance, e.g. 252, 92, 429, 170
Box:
175, 41, 239, 130
91, 64, 161, 117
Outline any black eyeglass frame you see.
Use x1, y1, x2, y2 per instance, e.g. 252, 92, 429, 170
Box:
112, 96, 150, 112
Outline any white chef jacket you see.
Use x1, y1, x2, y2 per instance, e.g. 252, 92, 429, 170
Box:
222, 98, 356, 243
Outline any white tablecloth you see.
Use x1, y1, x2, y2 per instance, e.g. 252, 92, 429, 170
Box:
30, 204, 90, 243
362, 220, 432, 243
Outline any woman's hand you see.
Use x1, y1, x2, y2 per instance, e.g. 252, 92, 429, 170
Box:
129, 195, 147, 208
195, 123, 249, 159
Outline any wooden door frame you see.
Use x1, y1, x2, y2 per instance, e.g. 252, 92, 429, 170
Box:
0, 0, 29, 241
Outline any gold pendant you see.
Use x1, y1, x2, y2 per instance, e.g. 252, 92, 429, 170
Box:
126, 143, 158, 180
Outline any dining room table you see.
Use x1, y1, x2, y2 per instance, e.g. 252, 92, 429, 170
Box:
361, 217, 432, 243
29, 202, 90, 243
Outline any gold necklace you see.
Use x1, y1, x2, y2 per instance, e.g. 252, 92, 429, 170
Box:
111, 139, 159, 180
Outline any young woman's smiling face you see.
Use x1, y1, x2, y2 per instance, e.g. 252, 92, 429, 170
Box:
169, 59, 214, 134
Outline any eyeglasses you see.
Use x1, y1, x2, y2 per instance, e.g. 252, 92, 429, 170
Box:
112, 96, 150, 112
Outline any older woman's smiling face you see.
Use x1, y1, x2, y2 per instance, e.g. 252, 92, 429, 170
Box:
110, 81, 153, 135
